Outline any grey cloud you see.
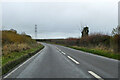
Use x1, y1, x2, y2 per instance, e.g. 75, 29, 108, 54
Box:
2, 2, 118, 39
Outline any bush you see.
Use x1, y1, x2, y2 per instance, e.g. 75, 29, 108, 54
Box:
42, 34, 111, 49
2, 30, 38, 55
78, 34, 110, 47
110, 34, 120, 53
2, 30, 36, 45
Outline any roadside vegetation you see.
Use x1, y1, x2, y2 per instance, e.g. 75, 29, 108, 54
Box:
37, 26, 120, 60
1, 29, 44, 75
69, 46, 120, 60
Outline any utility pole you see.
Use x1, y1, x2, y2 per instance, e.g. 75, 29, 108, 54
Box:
35, 24, 37, 39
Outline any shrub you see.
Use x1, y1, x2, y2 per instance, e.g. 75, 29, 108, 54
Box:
79, 34, 110, 48
2, 30, 36, 45
110, 34, 120, 53
2, 30, 37, 55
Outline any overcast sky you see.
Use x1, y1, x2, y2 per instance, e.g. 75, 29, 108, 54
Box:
2, 0, 119, 39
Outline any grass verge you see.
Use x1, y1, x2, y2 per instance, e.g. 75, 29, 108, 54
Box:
43, 42, 120, 60
2, 44, 44, 75
69, 46, 120, 60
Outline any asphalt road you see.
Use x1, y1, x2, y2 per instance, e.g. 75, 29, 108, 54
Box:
4, 43, 119, 79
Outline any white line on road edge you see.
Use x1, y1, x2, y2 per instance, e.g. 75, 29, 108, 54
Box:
67, 56, 79, 64
4, 49, 43, 78
88, 71, 104, 80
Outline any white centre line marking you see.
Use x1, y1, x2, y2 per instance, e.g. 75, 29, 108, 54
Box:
67, 56, 79, 64
56, 47, 66, 55
62, 52, 66, 55
88, 71, 104, 80
4, 49, 43, 78
56, 47, 79, 64
56, 47, 62, 52
59, 49, 61, 52
56, 47, 59, 50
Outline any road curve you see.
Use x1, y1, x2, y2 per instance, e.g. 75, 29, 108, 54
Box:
4, 43, 119, 79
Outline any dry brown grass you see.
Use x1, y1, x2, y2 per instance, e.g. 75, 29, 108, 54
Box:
2, 30, 36, 45
2, 43, 31, 55
1, 30, 38, 55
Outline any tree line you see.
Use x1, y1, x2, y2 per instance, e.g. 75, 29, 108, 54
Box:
37, 26, 120, 54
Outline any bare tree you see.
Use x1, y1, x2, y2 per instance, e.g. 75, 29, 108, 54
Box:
82, 26, 89, 37
112, 25, 120, 35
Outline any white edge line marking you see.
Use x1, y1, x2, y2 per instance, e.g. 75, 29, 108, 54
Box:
67, 56, 79, 64
4, 49, 43, 78
88, 71, 104, 80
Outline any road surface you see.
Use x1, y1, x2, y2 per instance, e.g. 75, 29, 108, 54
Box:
4, 43, 119, 79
